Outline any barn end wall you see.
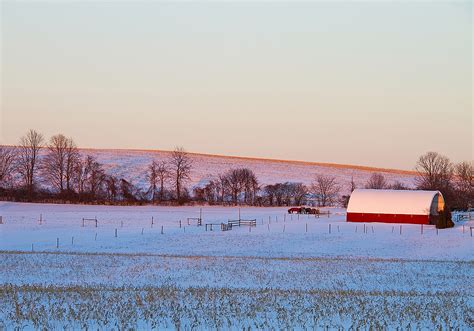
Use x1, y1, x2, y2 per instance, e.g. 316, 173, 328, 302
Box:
347, 212, 430, 225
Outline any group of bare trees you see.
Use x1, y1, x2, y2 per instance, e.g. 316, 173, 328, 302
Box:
193, 168, 259, 205
415, 152, 473, 210
0, 130, 194, 204
145, 148, 193, 203
0, 130, 111, 202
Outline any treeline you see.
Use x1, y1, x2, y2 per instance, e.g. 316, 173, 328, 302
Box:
0, 130, 193, 205
0, 130, 472, 209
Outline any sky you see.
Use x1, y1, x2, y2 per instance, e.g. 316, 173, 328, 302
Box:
0, 1, 472, 170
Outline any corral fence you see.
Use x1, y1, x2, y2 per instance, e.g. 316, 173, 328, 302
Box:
228, 219, 257, 227
82, 218, 98, 227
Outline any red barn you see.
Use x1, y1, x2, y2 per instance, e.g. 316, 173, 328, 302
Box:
346, 189, 445, 225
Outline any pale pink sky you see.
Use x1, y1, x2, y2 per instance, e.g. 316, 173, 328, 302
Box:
1, 2, 472, 170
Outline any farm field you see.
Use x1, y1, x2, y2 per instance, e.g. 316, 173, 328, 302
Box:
79, 148, 418, 190
0, 202, 473, 329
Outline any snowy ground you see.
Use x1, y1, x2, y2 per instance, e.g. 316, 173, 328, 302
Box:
0, 202, 473, 329
75, 148, 418, 190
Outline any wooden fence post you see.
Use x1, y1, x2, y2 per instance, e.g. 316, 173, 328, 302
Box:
161, 225, 164, 234
56, 238, 59, 248
329, 224, 331, 234
71, 236, 74, 245
115, 229, 117, 238
305, 223, 308, 233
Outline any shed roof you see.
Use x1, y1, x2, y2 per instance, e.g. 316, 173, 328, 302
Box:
347, 189, 441, 215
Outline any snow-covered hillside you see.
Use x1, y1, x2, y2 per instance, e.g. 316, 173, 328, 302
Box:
81, 148, 417, 190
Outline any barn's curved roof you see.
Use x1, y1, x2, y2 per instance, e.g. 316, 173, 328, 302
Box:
347, 189, 442, 215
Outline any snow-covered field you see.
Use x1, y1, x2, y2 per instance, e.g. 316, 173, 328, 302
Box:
83, 148, 417, 190
0, 202, 473, 329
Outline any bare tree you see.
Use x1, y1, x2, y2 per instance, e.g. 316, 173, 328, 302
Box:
349, 176, 356, 193
156, 161, 170, 202
217, 174, 228, 203
17, 129, 44, 194
74, 155, 105, 199
454, 161, 473, 193
203, 179, 219, 204
240, 168, 259, 205
224, 169, 243, 204
291, 183, 307, 206
312, 175, 340, 207
0, 146, 15, 187
104, 174, 119, 202
146, 160, 159, 202
169, 147, 192, 202
365, 173, 388, 189
85, 156, 105, 197
64, 138, 80, 192
339, 176, 357, 208
453, 161, 474, 209
415, 152, 453, 192
42, 134, 79, 194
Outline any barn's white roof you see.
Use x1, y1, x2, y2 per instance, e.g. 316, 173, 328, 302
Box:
347, 189, 441, 215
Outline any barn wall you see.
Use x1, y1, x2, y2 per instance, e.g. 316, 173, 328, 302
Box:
347, 212, 430, 225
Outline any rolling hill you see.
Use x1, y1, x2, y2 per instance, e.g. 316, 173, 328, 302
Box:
80, 148, 417, 192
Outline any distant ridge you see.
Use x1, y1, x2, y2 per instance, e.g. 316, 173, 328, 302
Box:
77, 146, 417, 176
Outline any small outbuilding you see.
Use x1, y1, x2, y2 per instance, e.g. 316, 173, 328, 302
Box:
346, 189, 445, 225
